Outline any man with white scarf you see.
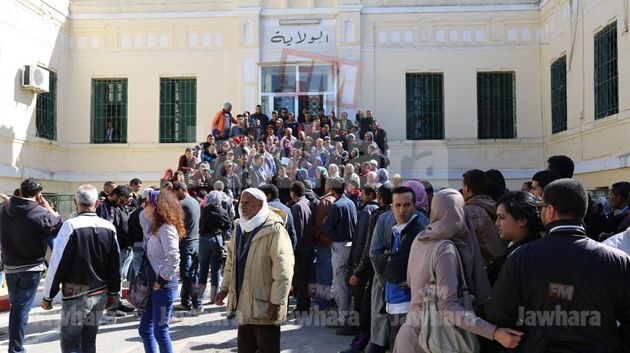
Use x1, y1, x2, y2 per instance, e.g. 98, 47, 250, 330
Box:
215, 188, 294, 353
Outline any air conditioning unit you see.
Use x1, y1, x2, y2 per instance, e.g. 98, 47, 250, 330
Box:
22, 64, 50, 93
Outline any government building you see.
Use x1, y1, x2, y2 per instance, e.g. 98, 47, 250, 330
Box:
1, 0, 629, 193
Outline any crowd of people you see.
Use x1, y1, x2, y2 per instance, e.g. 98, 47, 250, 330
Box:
0, 102, 629, 353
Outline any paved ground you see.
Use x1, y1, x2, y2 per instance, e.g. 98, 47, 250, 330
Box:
0, 302, 352, 353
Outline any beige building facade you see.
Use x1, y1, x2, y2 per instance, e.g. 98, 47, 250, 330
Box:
0, 0, 628, 194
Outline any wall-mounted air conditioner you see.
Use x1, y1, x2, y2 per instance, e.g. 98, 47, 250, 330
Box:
22, 64, 50, 93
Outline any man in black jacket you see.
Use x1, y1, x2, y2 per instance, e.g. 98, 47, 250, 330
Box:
96, 184, 134, 316
289, 181, 315, 313
348, 185, 379, 315
41, 184, 120, 352
604, 182, 630, 237
487, 179, 630, 352
371, 121, 388, 158
0, 178, 62, 353
342, 184, 381, 351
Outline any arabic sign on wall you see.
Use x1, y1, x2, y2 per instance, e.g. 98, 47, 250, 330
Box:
263, 27, 336, 48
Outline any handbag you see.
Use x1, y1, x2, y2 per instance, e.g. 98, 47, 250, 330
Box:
127, 254, 152, 310
418, 239, 480, 353
213, 233, 228, 265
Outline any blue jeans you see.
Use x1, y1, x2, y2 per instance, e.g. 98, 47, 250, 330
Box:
197, 235, 223, 304
314, 246, 332, 308
113, 247, 133, 308
139, 277, 177, 353
60, 293, 107, 353
179, 239, 199, 308
120, 247, 133, 281
128, 246, 145, 285
6, 271, 43, 353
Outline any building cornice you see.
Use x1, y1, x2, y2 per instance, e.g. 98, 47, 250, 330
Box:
68, 3, 542, 20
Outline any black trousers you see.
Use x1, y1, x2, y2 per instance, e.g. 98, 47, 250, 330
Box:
237, 324, 281, 353
293, 248, 313, 310
359, 277, 373, 335
388, 313, 407, 349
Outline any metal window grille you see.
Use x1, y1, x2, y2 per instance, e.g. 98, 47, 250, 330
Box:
551, 56, 567, 133
594, 22, 618, 120
91, 79, 128, 143
160, 78, 197, 143
35, 71, 57, 140
477, 72, 516, 139
405, 73, 444, 140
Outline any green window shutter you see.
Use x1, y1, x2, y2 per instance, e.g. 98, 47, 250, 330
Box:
405, 73, 444, 140
91, 79, 127, 143
160, 78, 197, 143
594, 22, 618, 120
551, 56, 567, 133
36, 71, 57, 140
477, 72, 516, 139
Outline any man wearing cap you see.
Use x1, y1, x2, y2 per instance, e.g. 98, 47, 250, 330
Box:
274, 118, 285, 140
346, 133, 360, 153
212, 102, 237, 140
215, 188, 294, 353
0, 178, 63, 353
191, 163, 213, 191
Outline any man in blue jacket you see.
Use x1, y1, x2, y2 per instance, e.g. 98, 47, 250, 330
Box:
323, 177, 358, 334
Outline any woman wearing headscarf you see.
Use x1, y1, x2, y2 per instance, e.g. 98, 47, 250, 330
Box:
390, 174, 403, 188
366, 171, 379, 185
313, 166, 329, 197
307, 156, 324, 181
327, 163, 340, 178
402, 180, 429, 218
342, 164, 355, 183
295, 168, 308, 183
348, 148, 362, 165
392, 189, 522, 353
376, 168, 389, 184
138, 191, 183, 353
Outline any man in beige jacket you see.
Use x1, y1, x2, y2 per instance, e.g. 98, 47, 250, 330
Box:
215, 188, 294, 353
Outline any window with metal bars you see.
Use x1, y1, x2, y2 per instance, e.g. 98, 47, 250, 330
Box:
91, 79, 127, 143
551, 56, 567, 133
405, 73, 444, 140
477, 72, 516, 139
160, 78, 197, 143
36, 71, 57, 140
594, 22, 618, 120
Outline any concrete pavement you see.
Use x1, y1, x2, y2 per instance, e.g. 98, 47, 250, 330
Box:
0, 302, 353, 353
